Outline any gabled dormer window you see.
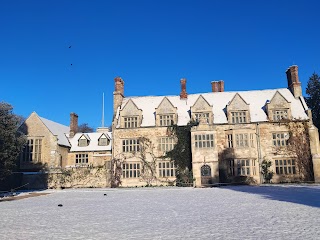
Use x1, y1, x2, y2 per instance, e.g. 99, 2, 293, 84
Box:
191, 95, 213, 125
266, 91, 291, 122
78, 135, 89, 147
227, 94, 250, 124
155, 97, 177, 127
119, 99, 142, 128
98, 134, 109, 146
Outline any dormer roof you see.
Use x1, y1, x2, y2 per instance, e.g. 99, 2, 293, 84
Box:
69, 132, 112, 152
115, 88, 308, 126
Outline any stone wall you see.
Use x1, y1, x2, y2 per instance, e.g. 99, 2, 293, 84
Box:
20, 112, 68, 170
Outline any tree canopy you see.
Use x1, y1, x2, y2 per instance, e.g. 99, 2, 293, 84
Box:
77, 123, 94, 133
306, 73, 320, 129
0, 102, 26, 180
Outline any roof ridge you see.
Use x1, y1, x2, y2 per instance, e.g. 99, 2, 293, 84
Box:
124, 88, 289, 99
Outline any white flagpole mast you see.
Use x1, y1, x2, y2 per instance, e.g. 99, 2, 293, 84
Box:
102, 92, 105, 127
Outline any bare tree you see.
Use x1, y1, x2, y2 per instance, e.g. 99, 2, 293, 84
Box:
287, 121, 314, 181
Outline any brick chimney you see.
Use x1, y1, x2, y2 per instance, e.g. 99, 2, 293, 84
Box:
180, 78, 187, 99
113, 77, 125, 118
211, 80, 224, 92
286, 65, 302, 98
114, 77, 124, 95
69, 112, 78, 138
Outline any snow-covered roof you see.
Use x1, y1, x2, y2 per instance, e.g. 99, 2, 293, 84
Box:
69, 132, 112, 152
39, 117, 70, 147
116, 88, 309, 127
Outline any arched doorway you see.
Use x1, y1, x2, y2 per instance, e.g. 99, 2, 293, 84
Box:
201, 164, 212, 186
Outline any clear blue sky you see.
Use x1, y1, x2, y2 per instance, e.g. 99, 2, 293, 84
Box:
1, 0, 319, 129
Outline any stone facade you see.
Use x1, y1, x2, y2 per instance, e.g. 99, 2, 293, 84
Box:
19, 112, 112, 188
112, 66, 320, 187
19, 112, 70, 170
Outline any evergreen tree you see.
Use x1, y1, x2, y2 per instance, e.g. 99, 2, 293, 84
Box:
306, 73, 320, 129
0, 102, 26, 180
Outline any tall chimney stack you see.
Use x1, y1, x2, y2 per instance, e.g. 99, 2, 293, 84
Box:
286, 65, 302, 98
113, 77, 125, 118
70, 112, 78, 138
114, 77, 124, 95
211, 80, 224, 92
180, 78, 188, 99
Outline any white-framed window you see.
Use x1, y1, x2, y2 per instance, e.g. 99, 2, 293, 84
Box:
272, 132, 289, 147
122, 163, 140, 178
21, 138, 42, 162
159, 137, 175, 152
231, 111, 247, 124
158, 161, 175, 177
76, 154, 88, 164
98, 135, 109, 146
227, 134, 233, 148
159, 114, 174, 126
273, 110, 288, 121
275, 159, 296, 175
122, 139, 140, 152
194, 112, 210, 124
235, 133, 249, 147
229, 159, 256, 176
78, 138, 89, 147
195, 134, 214, 148
250, 133, 255, 147
124, 116, 138, 128
227, 133, 254, 148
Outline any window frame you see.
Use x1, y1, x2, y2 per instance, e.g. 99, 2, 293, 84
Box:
98, 134, 110, 146
158, 161, 176, 177
158, 137, 176, 153
21, 138, 42, 162
122, 139, 140, 153
275, 159, 296, 175
228, 159, 256, 176
226, 133, 255, 148
194, 134, 214, 148
78, 138, 89, 147
159, 114, 175, 127
272, 109, 288, 121
123, 116, 139, 128
122, 162, 141, 178
75, 153, 89, 165
231, 111, 248, 124
194, 112, 211, 124
235, 133, 249, 148
272, 132, 289, 147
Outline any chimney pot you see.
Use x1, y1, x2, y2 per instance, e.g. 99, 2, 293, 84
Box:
218, 80, 224, 92
211, 80, 224, 92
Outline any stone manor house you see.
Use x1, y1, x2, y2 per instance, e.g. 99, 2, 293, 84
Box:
19, 65, 320, 188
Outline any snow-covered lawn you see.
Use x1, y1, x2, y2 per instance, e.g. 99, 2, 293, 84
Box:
1, 185, 320, 240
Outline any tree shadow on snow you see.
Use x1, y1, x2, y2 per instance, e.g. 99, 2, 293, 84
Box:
224, 185, 320, 208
